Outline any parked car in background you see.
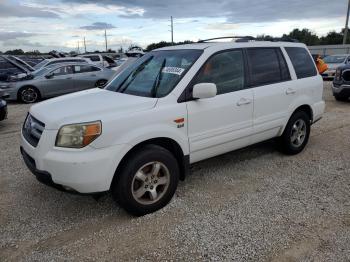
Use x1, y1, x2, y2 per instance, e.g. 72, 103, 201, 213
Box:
0, 63, 115, 103
322, 54, 350, 79
79, 54, 108, 67
332, 64, 350, 101
20, 39, 324, 216
0, 55, 35, 81
33, 57, 92, 70
0, 99, 7, 121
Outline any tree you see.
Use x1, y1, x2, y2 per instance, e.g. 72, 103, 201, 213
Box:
282, 28, 320, 45
4, 49, 25, 55
146, 40, 194, 51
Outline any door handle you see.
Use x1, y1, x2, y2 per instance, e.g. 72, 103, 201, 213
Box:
286, 88, 296, 95
237, 98, 252, 106
66, 77, 72, 80
90, 74, 97, 77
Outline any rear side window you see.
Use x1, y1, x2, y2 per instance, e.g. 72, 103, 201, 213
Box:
74, 65, 101, 73
194, 49, 245, 95
285, 47, 317, 79
247, 48, 290, 87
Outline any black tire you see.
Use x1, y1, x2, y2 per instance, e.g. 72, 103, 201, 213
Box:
95, 79, 108, 88
112, 145, 179, 216
277, 111, 311, 155
334, 95, 348, 102
18, 86, 40, 103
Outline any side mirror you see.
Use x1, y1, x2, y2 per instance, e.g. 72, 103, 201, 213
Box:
45, 73, 54, 79
192, 83, 217, 99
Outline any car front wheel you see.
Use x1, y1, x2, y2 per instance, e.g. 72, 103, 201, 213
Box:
112, 145, 179, 216
19, 87, 40, 103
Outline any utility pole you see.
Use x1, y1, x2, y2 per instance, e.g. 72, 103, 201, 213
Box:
77, 41, 80, 54
83, 37, 86, 53
170, 16, 174, 44
344, 0, 350, 45
104, 29, 108, 52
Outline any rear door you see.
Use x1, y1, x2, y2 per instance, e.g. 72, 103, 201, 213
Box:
72, 65, 102, 91
246, 47, 294, 143
186, 49, 254, 163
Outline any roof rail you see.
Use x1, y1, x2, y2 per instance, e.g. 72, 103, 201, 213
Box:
198, 36, 299, 43
198, 36, 255, 43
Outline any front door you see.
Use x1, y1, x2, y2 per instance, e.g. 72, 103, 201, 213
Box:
43, 65, 75, 97
186, 49, 254, 163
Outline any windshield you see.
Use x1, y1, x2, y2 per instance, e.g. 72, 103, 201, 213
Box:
106, 49, 202, 98
323, 55, 347, 64
31, 66, 51, 77
33, 59, 48, 69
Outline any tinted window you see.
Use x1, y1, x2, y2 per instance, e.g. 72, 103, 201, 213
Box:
51, 66, 74, 76
194, 50, 245, 95
247, 48, 290, 87
74, 65, 101, 73
285, 47, 317, 79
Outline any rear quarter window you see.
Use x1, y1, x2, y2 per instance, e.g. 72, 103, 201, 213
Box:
285, 47, 317, 79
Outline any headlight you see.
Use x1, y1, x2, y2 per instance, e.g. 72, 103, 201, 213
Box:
55, 121, 102, 148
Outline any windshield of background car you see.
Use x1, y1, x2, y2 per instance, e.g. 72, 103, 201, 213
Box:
323, 55, 347, 64
32, 67, 51, 77
33, 59, 48, 69
106, 49, 203, 98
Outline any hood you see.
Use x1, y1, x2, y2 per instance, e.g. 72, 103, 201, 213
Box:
30, 88, 157, 130
327, 63, 342, 70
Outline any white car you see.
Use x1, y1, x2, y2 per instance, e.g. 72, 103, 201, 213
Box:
78, 54, 109, 68
33, 57, 92, 70
20, 38, 325, 216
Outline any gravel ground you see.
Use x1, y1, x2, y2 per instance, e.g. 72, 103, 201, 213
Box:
0, 81, 349, 261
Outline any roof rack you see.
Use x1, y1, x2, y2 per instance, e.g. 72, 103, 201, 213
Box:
198, 36, 255, 43
197, 36, 299, 43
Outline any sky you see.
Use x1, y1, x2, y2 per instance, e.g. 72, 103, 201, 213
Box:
0, 0, 348, 52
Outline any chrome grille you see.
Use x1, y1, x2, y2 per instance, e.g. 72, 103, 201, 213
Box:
22, 114, 45, 147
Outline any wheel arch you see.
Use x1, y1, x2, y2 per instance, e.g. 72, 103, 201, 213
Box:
279, 104, 314, 136
111, 137, 189, 189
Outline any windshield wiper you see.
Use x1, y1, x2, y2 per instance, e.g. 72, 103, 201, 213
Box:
151, 58, 166, 98
117, 56, 153, 93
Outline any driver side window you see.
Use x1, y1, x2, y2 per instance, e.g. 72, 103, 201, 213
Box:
51, 66, 73, 77
194, 50, 245, 95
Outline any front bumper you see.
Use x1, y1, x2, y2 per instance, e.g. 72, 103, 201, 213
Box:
332, 83, 350, 97
0, 88, 16, 100
20, 129, 131, 193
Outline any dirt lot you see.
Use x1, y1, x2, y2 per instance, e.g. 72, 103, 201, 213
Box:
0, 82, 349, 261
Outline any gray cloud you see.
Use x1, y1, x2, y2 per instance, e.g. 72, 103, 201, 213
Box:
80, 22, 116, 30
62, 0, 346, 23
0, 32, 37, 41
0, 2, 60, 18
2, 39, 43, 47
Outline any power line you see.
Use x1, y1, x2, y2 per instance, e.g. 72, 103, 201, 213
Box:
344, 0, 350, 45
170, 16, 174, 44
105, 29, 108, 51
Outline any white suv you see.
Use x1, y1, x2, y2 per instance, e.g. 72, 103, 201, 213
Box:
20, 39, 325, 216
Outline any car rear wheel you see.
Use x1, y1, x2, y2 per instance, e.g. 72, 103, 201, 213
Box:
95, 79, 108, 88
112, 145, 179, 216
19, 87, 40, 103
277, 111, 310, 155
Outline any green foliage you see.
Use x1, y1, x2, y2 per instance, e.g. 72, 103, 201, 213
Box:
146, 40, 194, 51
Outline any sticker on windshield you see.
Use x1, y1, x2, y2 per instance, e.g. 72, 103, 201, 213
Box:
162, 67, 185, 75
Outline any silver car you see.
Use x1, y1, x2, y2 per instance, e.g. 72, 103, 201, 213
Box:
0, 63, 116, 103
322, 54, 350, 79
